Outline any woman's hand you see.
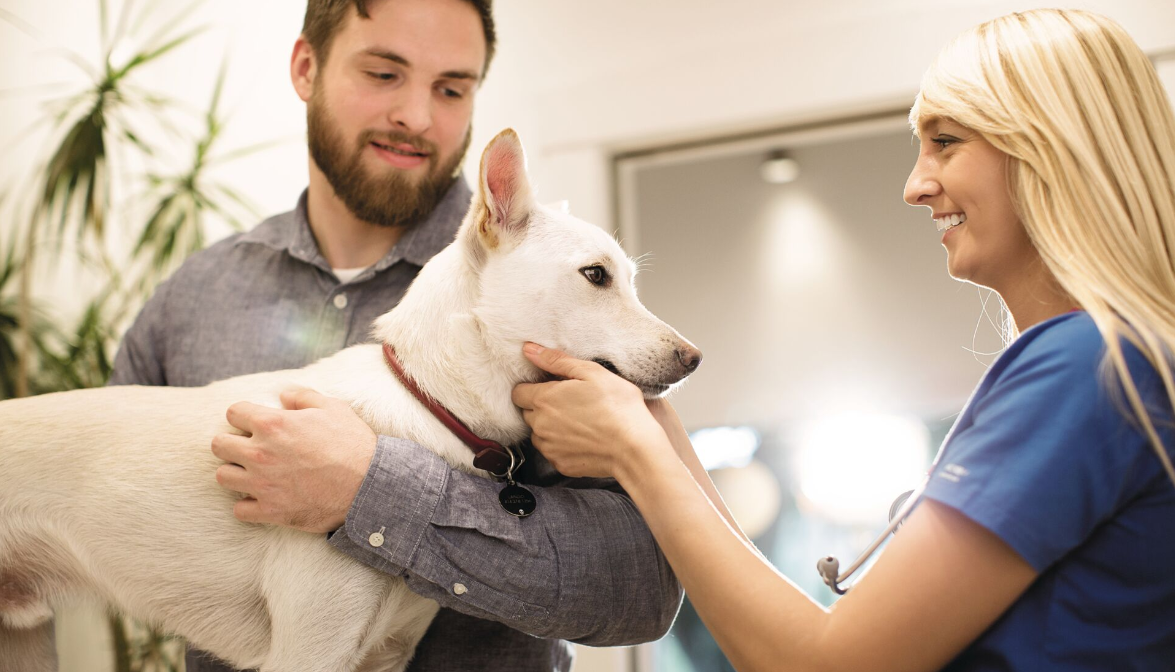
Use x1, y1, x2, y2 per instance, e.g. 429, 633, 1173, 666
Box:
512, 342, 673, 480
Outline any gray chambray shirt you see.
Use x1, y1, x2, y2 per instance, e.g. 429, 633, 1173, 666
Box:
108, 180, 682, 672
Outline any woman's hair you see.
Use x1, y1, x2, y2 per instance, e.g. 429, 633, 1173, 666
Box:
910, 9, 1175, 485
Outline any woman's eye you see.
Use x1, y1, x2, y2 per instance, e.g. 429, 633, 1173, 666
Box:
580, 265, 608, 286
932, 136, 957, 149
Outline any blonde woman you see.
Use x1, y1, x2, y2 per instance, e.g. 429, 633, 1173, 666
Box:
512, 9, 1175, 672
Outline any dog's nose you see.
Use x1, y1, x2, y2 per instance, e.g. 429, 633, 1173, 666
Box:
677, 344, 702, 374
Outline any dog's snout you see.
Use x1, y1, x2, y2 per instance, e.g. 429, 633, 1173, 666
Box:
676, 344, 702, 374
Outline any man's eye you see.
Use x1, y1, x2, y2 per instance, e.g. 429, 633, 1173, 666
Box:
580, 265, 608, 286
367, 72, 397, 82
440, 87, 464, 99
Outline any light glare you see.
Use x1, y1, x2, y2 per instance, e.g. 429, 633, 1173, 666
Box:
690, 426, 761, 471
794, 413, 929, 525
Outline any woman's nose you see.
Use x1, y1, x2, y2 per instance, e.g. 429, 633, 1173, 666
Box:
903, 157, 941, 206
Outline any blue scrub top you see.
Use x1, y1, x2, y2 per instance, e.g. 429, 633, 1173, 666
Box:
922, 311, 1175, 671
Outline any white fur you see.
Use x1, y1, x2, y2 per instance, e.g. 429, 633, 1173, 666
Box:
0, 130, 700, 672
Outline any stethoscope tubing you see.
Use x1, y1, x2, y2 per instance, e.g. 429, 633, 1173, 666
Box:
817, 482, 926, 594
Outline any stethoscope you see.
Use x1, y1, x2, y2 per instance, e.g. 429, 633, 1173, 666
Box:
819, 410, 962, 595
815, 484, 924, 595
818, 311, 1088, 592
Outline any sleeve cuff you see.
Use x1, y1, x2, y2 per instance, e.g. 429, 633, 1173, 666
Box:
328, 435, 448, 571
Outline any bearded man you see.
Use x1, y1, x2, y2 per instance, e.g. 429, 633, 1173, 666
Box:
108, 1, 681, 671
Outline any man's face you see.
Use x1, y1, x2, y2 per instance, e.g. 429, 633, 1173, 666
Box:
306, 0, 485, 228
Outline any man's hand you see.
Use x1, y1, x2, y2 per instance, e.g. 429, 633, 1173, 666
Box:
212, 388, 376, 533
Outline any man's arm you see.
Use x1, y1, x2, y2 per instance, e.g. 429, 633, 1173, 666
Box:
109, 279, 172, 387
213, 389, 681, 645
329, 435, 682, 645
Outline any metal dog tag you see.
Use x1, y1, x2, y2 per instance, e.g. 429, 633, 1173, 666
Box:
495, 444, 536, 517
499, 481, 536, 517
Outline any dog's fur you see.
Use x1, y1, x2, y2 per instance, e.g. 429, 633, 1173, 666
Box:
0, 129, 700, 672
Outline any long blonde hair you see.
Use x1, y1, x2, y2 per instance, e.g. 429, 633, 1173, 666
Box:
911, 9, 1175, 486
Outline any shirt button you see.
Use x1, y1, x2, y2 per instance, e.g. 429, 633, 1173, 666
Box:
333, 293, 348, 309
453, 583, 467, 596
368, 531, 385, 547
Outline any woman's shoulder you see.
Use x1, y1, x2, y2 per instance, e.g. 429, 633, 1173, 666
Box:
993, 311, 1104, 381
1004, 311, 1173, 427
1017, 310, 1102, 357
1013, 311, 1164, 374
985, 311, 1169, 414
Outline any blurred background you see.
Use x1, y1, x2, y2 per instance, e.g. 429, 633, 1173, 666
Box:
2, 1, 1174, 671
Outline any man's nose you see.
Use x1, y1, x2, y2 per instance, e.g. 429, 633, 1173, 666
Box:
390, 85, 433, 135
903, 157, 941, 206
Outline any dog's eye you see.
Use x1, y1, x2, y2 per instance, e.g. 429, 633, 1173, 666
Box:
580, 265, 609, 286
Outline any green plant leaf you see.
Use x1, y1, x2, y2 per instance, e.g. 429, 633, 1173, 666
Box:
106, 0, 140, 61
0, 7, 45, 42
206, 136, 294, 167
112, 25, 208, 81
138, 0, 205, 54
40, 101, 109, 244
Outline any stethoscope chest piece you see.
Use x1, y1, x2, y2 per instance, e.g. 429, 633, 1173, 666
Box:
816, 488, 919, 595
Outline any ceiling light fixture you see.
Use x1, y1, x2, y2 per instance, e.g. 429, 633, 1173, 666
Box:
761, 150, 800, 185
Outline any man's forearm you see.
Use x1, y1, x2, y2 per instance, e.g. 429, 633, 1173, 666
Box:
328, 436, 682, 644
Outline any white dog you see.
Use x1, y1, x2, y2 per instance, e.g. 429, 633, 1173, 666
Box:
0, 129, 701, 672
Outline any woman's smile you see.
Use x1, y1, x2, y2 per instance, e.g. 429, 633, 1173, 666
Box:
934, 212, 967, 232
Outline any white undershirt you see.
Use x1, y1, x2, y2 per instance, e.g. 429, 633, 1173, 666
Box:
333, 267, 367, 284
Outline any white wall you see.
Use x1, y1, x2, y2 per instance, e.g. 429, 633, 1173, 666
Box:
3, 1, 1174, 310
477, 0, 1175, 233
628, 127, 1009, 430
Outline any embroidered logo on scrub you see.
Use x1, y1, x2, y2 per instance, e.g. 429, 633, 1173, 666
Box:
938, 463, 970, 483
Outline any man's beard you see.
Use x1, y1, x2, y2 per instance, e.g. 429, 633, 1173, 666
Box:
306, 88, 471, 229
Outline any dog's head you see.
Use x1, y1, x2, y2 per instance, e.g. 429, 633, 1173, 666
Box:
461, 129, 701, 397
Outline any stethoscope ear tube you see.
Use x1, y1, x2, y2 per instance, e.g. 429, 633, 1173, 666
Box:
888, 489, 916, 526
816, 487, 920, 595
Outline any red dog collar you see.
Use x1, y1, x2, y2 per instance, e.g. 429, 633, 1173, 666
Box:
382, 343, 514, 476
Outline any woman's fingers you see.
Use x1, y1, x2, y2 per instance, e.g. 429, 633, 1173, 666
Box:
522, 342, 601, 380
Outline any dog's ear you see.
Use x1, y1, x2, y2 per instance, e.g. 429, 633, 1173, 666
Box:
473, 129, 534, 251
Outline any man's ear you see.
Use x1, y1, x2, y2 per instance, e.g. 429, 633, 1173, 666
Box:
472, 129, 535, 251
290, 36, 317, 102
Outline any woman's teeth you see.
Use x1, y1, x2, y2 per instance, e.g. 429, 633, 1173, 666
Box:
934, 213, 967, 232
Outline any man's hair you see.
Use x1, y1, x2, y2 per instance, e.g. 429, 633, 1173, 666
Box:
302, 0, 496, 74
911, 8, 1175, 487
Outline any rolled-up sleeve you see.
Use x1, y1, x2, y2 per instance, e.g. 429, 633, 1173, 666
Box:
328, 436, 682, 645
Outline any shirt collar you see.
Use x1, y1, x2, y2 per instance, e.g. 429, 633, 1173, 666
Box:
235, 179, 473, 274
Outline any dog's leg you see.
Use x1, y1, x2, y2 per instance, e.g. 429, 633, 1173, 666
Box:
353, 592, 439, 672
0, 621, 57, 672
256, 533, 396, 672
